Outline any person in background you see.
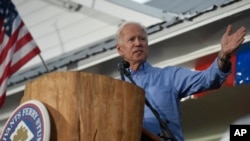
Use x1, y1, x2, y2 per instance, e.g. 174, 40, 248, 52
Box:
115, 21, 246, 141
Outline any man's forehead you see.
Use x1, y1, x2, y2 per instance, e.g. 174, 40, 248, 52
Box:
121, 26, 145, 36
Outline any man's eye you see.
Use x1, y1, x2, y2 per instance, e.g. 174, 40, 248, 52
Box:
129, 38, 134, 42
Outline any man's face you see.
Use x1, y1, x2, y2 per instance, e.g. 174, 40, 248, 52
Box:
116, 24, 148, 65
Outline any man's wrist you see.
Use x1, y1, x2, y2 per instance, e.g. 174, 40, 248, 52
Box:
218, 52, 231, 73
218, 52, 231, 63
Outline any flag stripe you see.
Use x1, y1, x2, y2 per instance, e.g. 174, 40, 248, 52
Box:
0, 92, 6, 109
0, 21, 22, 65
0, 43, 14, 84
0, 61, 11, 107
11, 47, 40, 75
14, 29, 32, 52
0, 31, 8, 52
0, 40, 15, 79
11, 33, 36, 66
13, 22, 32, 53
0, 66, 10, 93
0, 20, 4, 45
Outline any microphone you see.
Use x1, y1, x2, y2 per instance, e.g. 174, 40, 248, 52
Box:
118, 60, 130, 81
119, 61, 137, 84
121, 60, 130, 69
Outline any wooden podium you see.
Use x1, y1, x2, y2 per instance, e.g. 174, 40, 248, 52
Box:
20, 71, 160, 141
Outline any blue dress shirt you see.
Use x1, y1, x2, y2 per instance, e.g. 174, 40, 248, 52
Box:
124, 58, 229, 141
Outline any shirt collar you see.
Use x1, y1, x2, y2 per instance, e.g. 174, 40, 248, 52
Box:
129, 61, 153, 76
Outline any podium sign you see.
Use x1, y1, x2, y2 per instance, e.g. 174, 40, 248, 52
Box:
0, 100, 50, 141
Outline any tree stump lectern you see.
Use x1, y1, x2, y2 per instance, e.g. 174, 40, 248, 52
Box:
20, 71, 159, 141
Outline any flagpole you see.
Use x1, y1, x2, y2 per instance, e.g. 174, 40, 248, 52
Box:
38, 54, 50, 73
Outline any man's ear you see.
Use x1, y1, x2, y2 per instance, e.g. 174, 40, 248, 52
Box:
116, 45, 123, 56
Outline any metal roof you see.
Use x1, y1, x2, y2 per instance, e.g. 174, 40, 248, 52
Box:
108, 0, 240, 20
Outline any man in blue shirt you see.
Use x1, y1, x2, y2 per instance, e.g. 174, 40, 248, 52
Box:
115, 21, 246, 141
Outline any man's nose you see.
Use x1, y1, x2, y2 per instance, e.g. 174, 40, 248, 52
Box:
134, 38, 142, 46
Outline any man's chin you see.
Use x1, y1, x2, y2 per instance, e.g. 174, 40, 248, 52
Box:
135, 58, 147, 63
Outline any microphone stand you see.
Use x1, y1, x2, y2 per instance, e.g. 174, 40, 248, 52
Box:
118, 63, 125, 80
119, 63, 177, 141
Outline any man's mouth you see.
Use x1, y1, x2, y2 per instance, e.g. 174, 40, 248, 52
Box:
133, 50, 143, 54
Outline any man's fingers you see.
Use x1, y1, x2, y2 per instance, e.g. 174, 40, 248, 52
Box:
237, 38, 245, 46
225, 25, 232, 36
238, 27, 247, 38
235, 27, 246, 43
239, 26, 247, 33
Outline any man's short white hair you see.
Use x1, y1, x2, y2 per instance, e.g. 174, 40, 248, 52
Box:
115, 21, 148, 45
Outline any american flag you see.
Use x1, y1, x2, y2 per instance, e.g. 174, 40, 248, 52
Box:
0, 0, 41, 108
